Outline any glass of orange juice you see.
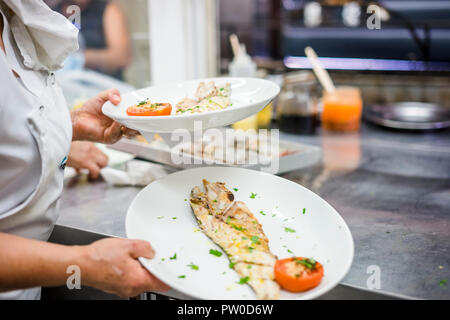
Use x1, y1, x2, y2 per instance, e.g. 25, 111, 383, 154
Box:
321, 87, 363, 131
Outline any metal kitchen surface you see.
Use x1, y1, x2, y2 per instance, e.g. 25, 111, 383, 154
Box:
57, 123, 450, 299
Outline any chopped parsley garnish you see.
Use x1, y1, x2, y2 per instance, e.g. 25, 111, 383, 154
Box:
251, 236, 260, 244
188, 263, 199, 270
238, 276, 250, 285
172, 217, 177, 220
247, 265, 252, 269
287, 249, 294, 254
178, 275, 186, 279
302, 208, 306, 215
284, 227, 296, 233
295, 258, 317, 270
242, 236, 248, 240
247, 246, 255, 253
232, 224, 246, 231
169, 253, 177, 260
440, 279, 448, 287
213, 199, 218, 203
250, 192, 257, 199
233, 188, 238, 192
209, 249, 223, 257
229, 261, 236, 269
184, 198, 187, 201
219, 87, 224, 91
259, 210, 266, 216
272, 214, 277, 218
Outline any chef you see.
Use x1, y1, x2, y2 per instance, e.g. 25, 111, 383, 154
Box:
0, 0, 168, 299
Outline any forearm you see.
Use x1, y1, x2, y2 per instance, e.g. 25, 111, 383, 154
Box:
0, 232, 88, 292
84, 48, 130, 73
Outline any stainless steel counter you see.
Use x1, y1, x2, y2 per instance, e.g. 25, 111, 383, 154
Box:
57, 123, 450, 299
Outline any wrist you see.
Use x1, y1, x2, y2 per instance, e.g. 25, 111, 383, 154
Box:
71, 110, 82, 141
74, 244, 96, 287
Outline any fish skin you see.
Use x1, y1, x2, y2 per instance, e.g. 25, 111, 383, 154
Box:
190, 181, 280, 300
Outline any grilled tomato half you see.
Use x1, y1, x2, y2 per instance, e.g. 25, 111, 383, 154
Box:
274, 257, 324, 292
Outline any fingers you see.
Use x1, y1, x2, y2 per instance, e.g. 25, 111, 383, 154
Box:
128, 240, 155, 259
86, 162, 101, 179
121, 126, 139, 139
104, 121, 123, 144
98, 88, 121, 105
143, 271, 170, 292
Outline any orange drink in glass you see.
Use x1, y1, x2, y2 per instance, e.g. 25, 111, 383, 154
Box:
322, 87, 363, 131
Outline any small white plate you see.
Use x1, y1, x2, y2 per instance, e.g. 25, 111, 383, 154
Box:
126, 167, 354, 300
102, 77, 280, 135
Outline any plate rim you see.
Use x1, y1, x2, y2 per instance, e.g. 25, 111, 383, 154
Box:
125, 166, 354, 300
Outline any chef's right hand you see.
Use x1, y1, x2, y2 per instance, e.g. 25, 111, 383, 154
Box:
80, 238, 169, 297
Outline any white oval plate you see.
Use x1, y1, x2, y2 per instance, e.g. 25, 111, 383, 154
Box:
102, 77, 280, 133
126, 167, 354, 300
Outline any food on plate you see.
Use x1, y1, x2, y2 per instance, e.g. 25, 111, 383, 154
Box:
176, 130, 292, 165
189, 180, 280, 300
126, 99, 172, 116
176, 81, 232, 114
274, 257, 323, 292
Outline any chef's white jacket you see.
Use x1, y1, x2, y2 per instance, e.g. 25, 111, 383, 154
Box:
0, 0, 78, 299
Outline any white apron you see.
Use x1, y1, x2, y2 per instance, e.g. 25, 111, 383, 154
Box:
0, 5, 74, 299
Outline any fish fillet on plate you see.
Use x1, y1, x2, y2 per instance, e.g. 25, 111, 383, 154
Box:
189, 179, 280, 299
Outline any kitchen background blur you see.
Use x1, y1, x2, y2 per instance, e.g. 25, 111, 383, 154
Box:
42, 0, 450, 300
45, 0, 450, 133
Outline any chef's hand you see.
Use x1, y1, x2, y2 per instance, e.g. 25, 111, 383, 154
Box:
67, 141, 108, 179
71, 88, 139, 144
81, 238, 169, 298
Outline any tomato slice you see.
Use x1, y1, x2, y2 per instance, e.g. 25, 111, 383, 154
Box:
126, 102, 172, 116
274, 257, 324, 292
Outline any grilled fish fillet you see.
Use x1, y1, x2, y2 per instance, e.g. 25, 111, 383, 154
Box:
189, 180, 280, 300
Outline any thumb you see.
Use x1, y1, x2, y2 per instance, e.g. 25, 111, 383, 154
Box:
129, 240, 155, 259
98, 88, 121, 106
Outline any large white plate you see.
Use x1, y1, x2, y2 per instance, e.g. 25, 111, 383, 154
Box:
126, 167, 354, 300
102, 77, 280, 134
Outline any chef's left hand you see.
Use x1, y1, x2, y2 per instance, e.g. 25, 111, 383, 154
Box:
71, 88, 139, 144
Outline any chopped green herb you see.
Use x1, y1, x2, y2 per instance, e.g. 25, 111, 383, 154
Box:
439, 279, 448, 287
213, 199, 218, 203
247, 265, 252, 269
295, 258, 317, 270
229, 261, 236, 269
251, 236, 260, 244
178, 275, 186, 279
232, 224, 246, 231
250, 192, 257, 199
172, 217, 177, 220
242, 236, 248, 240
233, 188, 238, 192
209, 249, 223, 257
161, 258, 165, 261
188, 263, 199, 271
259, 210, 266, 216
287, 249, 294, 254
252, 221, 257, 224
303, 208, 306, 215
284, 227, 296, 233
184, 198, 187, 201
247, 246, 255, 253
169, 253, 177, 260
219, 87, 224, 91
238, 276, 250, 285
272, 214, 277, 218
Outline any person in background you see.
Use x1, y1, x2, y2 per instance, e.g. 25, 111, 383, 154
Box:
49, 0, 132, 80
